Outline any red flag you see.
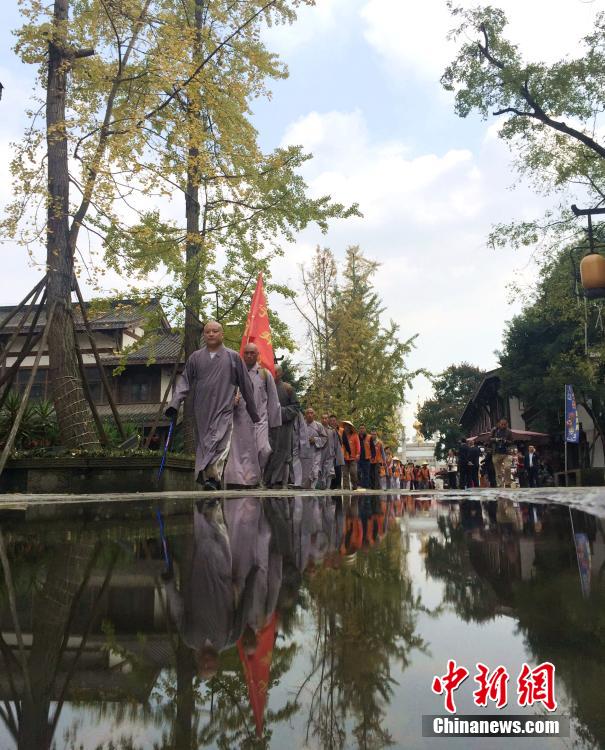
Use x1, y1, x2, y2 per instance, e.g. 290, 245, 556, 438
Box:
237, 613, 278, 737
241, 273, 275, 375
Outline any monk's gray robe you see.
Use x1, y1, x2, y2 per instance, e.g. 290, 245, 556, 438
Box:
300, 420, 328, 489
168, 345, 259, 481
224, 364, 281, 486
164, 505, 234, 652
290, 412, 304, 488
319, 427, 336, 489
264, 381, 299, 487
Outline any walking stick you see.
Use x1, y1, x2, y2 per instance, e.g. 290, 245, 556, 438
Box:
157, 418, 175, 575
157, 418, 175, 482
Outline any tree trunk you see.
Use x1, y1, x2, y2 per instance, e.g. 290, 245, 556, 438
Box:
18, 539, 97, 750
183, 0, 206, 454
46, 0, 98, 448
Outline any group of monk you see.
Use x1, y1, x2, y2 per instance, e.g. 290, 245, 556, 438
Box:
166, 321, 401, 491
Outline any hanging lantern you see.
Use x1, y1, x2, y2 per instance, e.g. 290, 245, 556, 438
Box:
580, 252, 605, 299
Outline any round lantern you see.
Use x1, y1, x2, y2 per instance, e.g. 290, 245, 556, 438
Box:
580, 252, 605, 299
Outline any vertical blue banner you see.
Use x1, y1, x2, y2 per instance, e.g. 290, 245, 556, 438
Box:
565, 385, 579, 444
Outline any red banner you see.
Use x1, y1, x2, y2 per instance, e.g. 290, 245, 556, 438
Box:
237, 613, 277, 737
240, 273, 275, 375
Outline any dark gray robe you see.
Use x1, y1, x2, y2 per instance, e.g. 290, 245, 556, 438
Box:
264, 380, 300, 487
169, 345, 259, 477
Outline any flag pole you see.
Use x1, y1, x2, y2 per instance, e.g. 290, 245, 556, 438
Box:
564, 385, 568, 487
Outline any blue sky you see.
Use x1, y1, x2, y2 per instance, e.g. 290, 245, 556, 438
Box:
1, 0, 603, 437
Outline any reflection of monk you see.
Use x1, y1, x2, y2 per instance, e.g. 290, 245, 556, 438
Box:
224, 497, 282, 644
163, 501, 257, 678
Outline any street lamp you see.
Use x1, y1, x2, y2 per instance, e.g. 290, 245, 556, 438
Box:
572, 204, 605, 298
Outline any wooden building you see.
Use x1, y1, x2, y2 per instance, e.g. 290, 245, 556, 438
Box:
0, 299, 184, 436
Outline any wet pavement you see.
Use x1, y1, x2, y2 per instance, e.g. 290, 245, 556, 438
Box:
0, 492, 603, 749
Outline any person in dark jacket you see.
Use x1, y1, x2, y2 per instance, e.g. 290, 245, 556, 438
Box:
468, 443, 481, 488
458, 439, 471, 490
524, 445, 540, 488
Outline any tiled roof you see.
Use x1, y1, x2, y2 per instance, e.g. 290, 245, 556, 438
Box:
102, 333, 183, 365
96, 403, 171, 425
0, 299, 167, 333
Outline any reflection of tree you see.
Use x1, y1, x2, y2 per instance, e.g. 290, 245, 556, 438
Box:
0, 529, 119, 750
426, 505, 605, 749
301, 524, 426, 750
425, 514, 499, 623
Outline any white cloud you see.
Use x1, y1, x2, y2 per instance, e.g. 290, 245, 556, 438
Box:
360, 0, 601, 81
272, 108, 547, 432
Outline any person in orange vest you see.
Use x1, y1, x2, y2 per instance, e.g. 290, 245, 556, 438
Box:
340, 421, 360, 490
370, 429, 385, 489
357, 424, 373, 489
419, 462, 431, 489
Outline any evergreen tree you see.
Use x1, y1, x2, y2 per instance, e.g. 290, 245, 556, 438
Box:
418, 363, 485, 459
303, 246, 416, 448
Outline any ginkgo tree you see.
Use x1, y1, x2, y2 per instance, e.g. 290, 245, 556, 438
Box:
6, 0, 357, 447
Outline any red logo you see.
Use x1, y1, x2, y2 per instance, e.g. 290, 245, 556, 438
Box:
432, 661, 557, 713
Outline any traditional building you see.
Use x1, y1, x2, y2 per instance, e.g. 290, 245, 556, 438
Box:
0, 299, 183, 438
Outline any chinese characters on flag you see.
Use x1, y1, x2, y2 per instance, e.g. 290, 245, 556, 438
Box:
240, 273, 275, 376
432, 661, 557, 714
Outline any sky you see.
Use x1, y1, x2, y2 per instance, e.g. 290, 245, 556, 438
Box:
0, 0, 603, 437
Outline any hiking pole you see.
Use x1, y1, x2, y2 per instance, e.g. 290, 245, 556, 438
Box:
158, 417, 175, 482
157, 418, 175, 577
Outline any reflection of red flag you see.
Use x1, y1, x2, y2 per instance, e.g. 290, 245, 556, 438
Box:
237, 613, 277, 737
241, 273, 275, 375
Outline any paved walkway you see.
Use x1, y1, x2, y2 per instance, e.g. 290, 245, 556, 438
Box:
1, 485, 605, 522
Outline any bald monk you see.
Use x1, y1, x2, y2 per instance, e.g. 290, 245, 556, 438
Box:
264, 366, 300, 489
166, 321, 259, 490
300, 408, 328, 490
224, 343, 281, 487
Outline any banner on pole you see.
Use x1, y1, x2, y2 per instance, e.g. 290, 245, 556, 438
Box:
565, 384, 579, 444
241, 273, 275, 375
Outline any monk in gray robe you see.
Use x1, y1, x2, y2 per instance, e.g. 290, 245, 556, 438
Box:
224, 344, 281, 487
264, 367, 300, 489
300, 408, 328, 490
166, 321, 259, 490
318, 413, 336, 489
290, 411, 305, 488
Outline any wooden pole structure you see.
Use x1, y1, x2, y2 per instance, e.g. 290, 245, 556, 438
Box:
72, 279, 126, 441
0, 290, 47, 396
0, 303, 56, 478
71, 309, 109, 446
0, 530, 33, 703
144, 340, 184, 449
0, 276, 46, 334
0, 282, 46, 373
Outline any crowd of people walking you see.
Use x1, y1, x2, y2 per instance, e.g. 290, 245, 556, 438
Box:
446, 419, 548, 490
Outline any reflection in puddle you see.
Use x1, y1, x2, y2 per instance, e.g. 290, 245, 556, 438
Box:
0, 493, 603, 749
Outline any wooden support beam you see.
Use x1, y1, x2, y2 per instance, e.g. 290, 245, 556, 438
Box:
143, 340, 184, 449
0, 282, 46, 373
0, 276, 46, 334
72, 280, 126, 441
0, 303, 56, 478
71, 309, 109, 447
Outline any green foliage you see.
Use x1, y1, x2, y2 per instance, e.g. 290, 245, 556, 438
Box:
0, 392, 60, 449
303, 246, 418, 448
278, 355, 307, 397
417, 363, 485, 458
498, 247, 605, 455
442, 3, 605, 257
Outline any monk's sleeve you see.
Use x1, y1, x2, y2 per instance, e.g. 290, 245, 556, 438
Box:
235, 355, 260, 423
266, 372, 282, 429
168, 355, 194, 413
314, 423, 328, 449
281, 386, 299, 423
